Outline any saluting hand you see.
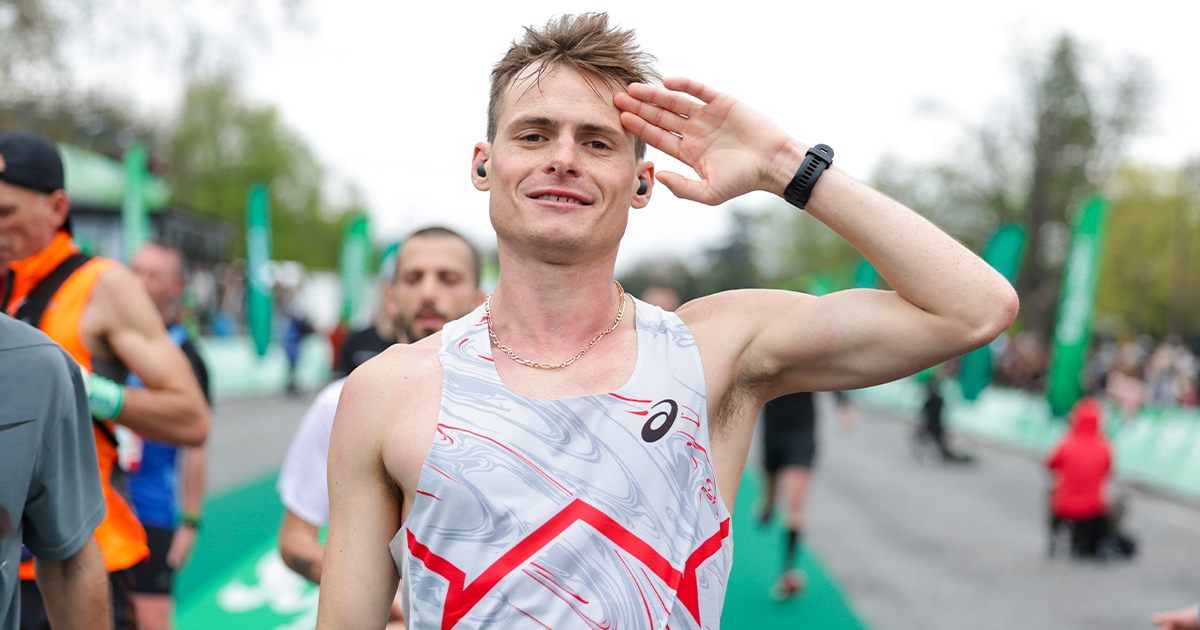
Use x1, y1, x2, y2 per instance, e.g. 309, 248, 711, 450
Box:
615, 77, 802, 206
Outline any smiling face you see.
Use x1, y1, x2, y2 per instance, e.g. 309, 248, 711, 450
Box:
477, 63, 652, 266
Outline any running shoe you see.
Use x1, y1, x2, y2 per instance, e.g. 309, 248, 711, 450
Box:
770, 569, 806, 601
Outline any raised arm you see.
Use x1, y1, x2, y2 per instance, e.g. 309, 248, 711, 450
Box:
616, 78, 1018, 397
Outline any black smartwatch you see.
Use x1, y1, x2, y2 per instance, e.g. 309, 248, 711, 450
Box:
783, 144, 834, 209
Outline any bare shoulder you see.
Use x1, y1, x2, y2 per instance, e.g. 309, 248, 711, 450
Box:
86, 262, 161, 331
340, 335, 443, 415
675, 288, 826, 421
82, 261, 169, 357
677, 289, 816, 365
333, 333, 445, 516
677, 288, 813, 329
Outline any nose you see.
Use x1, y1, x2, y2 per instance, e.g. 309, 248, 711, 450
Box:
418, 273, 440, 300
545, 135, 580, 176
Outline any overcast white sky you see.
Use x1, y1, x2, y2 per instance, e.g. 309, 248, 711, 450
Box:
98, 0, 1200, 272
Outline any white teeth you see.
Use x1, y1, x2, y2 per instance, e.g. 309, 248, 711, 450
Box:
536, 195, 585, 204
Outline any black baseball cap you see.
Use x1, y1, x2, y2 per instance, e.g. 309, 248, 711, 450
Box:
0, 129, 65, 194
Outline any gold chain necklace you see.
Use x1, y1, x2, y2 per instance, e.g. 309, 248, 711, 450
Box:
485, 280, 626, 370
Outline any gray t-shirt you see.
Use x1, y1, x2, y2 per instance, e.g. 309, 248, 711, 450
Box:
0, 314, 106, 629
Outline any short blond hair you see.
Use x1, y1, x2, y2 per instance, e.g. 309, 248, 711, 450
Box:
487, 12, 660, 160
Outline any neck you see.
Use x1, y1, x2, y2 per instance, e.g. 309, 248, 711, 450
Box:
488, 241, 624, 360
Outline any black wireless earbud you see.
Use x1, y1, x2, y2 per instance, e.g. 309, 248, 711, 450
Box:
477, 162, 487, 177
636, 178, 648, 196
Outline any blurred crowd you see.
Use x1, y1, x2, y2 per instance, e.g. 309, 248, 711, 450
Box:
990, 330, 1200, 416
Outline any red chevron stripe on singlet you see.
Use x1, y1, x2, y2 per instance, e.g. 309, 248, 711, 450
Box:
407, 499, 731, 630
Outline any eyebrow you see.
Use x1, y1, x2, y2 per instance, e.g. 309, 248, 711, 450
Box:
510, 116, 624, 140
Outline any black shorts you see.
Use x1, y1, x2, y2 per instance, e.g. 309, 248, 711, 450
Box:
21, 569, 137, 630
763, 429, 816, 472
130, 526, 175, 595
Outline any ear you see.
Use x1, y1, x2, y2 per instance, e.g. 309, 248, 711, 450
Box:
631, 161, 654, 209
383, 282, 399, 315
472, 143, 490, 192
48, 190, 70, 232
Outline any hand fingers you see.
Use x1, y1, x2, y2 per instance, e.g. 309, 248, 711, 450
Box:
663, 77, 723, 105
614, 92, 688, 135
619, 112, 682, 158
656, 171, 716, 206
626, 81, 704, 118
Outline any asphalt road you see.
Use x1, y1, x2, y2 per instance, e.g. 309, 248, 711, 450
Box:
205, 390, 318, 493
803, 394, 1200, 630
205, 390, 1200, 629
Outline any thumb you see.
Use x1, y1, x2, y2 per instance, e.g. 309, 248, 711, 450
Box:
655, 172, 713, 205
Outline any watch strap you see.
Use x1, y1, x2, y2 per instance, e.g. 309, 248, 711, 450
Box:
783, 144, 834, 209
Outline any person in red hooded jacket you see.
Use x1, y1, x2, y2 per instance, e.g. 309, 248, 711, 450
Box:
1046, 397, 1113, 557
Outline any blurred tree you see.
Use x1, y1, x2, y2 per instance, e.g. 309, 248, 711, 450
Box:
1, 0, 303, 95
1096, 165, 1200, 338
170, 76, 347, 269
755, 200, 860, 292
700, 210, 762, 294
0, 0, 61, 86
873, 34, 1151, 343
0, 91, 166, 159
620, 210, 765, 302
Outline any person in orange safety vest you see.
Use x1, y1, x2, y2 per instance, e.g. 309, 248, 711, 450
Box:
0, 129, 209, 630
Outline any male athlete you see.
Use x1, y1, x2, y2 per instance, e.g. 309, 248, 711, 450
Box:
317, 13, 1018, 630
0, 129, 209, 629
278, 228, 483, 627
124, 242, 211, 630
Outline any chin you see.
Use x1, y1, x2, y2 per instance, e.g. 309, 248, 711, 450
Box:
530, 219, 628, 264
525, 232, 595, 265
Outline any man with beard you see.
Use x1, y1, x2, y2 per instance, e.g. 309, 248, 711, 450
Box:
277, 227, 482, 627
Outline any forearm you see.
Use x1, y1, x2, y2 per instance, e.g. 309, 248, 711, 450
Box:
117, 385, 209, 446
281, 536, 324, 585
777, 145, 1016, 345
279, 511, 325, 584
35, 539, 111, 630
182, 445, 207, 515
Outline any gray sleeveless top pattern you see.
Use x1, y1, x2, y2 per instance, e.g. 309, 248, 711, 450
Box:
390, 298, 733, 630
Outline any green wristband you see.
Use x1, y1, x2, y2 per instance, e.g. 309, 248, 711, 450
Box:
181, 511, 202, 530
87, 372, 126, 421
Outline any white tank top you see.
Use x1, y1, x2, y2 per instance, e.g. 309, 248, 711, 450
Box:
391, 298, 732, 630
